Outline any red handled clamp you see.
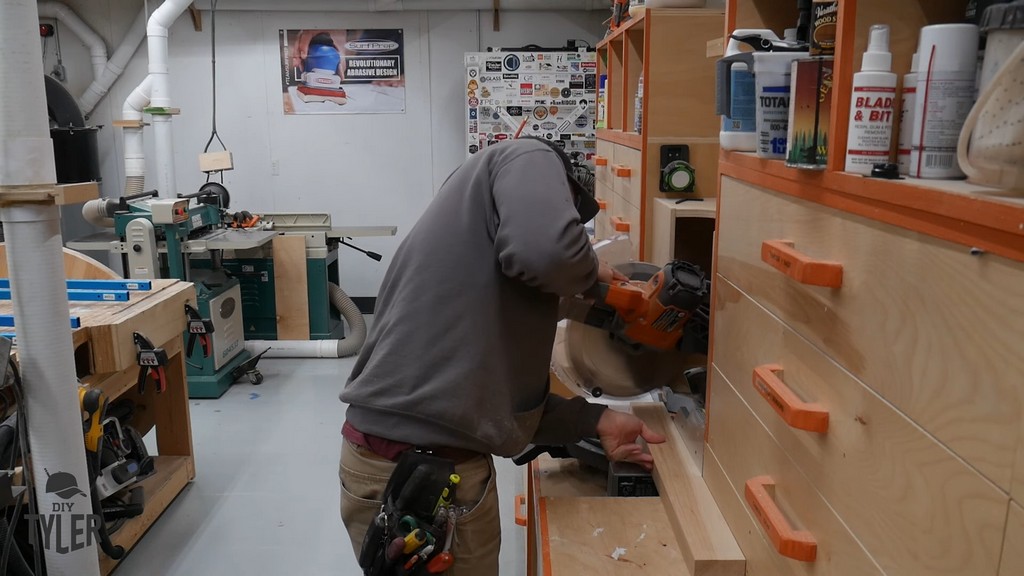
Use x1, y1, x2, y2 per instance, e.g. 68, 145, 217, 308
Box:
184, 304, 214, 358
134, 332, 169, 394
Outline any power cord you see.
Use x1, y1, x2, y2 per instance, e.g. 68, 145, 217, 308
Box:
203, 0, 228, 184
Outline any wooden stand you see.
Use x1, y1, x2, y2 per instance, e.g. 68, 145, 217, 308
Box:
0, 247, 196, 574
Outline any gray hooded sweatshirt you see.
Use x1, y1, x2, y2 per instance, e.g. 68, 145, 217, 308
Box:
340, 138, 607, 457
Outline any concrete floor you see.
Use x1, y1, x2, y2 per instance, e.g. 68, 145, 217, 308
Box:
114, 357, 526, 576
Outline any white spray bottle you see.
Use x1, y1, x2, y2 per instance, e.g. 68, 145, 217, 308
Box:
897, 52, 919, 175
844, 24, 898, 175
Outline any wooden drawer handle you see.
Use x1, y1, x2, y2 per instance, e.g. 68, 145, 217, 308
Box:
595, 156, 609, 166
613, 165, 632, 178
610, 216, 630, 232
515, 494, 527, 527
753, 364, 829, 433
761, 240, 843, 288
596, 198, 607, 210
745, 476, 817, 562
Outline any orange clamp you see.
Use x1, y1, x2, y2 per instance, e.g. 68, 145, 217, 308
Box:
515, 494, 527, 527
610, 216, 630, 232
753, 365, 829, 433
745, 476, 817, 562
595, 156, 609, 166
614, 165, 632, 178
761, 240, 843, 288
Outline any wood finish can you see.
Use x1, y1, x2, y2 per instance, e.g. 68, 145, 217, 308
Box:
810, 0, 839, 56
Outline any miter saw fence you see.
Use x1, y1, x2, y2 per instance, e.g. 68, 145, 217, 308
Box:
586, 260, 711, 355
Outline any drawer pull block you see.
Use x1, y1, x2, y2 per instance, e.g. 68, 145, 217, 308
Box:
745, 476, 817, 562
761, 240, 843, 288
596, 198, 607, 210
614, 165, 632, 178
753, 364, 830, 433
515, 494, 527, 527
610, 216, 631, 232
595, 155, 609, 166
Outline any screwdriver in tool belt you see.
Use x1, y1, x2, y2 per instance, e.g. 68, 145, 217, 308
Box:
427, 513, 456, 574
432, 474, 460, 516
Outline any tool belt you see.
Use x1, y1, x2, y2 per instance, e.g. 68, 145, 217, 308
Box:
360, 450, 461, 575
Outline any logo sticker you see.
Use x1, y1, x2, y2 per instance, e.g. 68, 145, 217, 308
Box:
486, 60, 502, 72
503, 54, 521, 71
469, 109, 478, 120
506, 106, 523, 116
561, 88, 573, 98
575, 115, 590, 128
468, 97, 479, 108
534, 106, 549, 120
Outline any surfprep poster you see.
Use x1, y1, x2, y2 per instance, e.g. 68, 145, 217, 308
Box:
280, 29, 405, 115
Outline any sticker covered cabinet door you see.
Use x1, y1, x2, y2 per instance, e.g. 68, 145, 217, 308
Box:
465, 50, 597, 170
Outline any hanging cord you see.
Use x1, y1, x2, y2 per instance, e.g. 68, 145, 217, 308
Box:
203, 0, 227, 184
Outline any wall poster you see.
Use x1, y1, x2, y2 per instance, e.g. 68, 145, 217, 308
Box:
280, 29, 405, 115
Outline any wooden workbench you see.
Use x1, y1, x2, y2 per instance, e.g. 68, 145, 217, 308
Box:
0, 274, 197, 574
525, 455, 687, 576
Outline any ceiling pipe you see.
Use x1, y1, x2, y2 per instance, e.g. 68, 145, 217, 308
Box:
37, 1, 108, 80
79, 7, 148, 117
120, 0, 192, 198
0, 0, 102, 574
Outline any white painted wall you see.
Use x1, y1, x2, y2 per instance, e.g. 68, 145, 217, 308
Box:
42, 0, 606, 297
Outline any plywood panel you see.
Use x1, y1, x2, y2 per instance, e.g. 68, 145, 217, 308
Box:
715, 276, 1007, 576
542, 497, 689, 575
272, 234, 310, 340
1000, 501, 1024, 576
707, 366, 883, 576
0, 245, 119, 280
634, 403, 745, 576
646, 11, 725, 139
717, 176, 1024, 490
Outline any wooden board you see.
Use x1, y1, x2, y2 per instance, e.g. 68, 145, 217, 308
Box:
651, 197, 716, 267
99, 455, 192, 574
1000, 501, 1024, 576
707, 366, 884, 576
634, 403, 745, 576
716, 176, 1024, 490
0, 182, 99, 206
0, 245, 119, 280
272, 234, 310, 340
542, 497, 689, 575
533, 454, 607, 499
1014, 419, 1024, 503
714, 276, 1007, 576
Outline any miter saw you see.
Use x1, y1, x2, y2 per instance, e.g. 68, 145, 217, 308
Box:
516, 245, 712, 493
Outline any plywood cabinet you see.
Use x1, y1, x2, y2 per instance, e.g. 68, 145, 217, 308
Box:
595, 8, 723, 262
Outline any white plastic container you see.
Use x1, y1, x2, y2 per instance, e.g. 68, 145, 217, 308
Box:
717, 29, 779, 151
897, 52, 919, 175
910, 24, 980, 179
845, 24, 898, 175
755, 51, 808, 158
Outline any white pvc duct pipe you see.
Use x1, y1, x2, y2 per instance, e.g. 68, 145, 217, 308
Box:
79, 8, 148, 117
37, 2, 108, 80
245, 283, 367, 358
122, 0, 192, 198
0, 1, 101, 575
211, 0, 607, 10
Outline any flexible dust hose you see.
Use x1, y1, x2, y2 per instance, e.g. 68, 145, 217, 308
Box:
0, 1, 101, 574
243, 282, 367, 358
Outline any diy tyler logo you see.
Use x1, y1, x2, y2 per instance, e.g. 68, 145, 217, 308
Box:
25, 469, 103, 554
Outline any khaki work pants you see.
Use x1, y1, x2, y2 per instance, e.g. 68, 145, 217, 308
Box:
339, 439, 501, 576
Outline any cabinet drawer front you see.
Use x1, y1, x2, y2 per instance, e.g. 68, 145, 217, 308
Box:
612, 145, 643, 210
717, 175, 1024, 490
707, 365, 882, 576
595, 140, 615, 188
714, 276, 1007, 576
705, 445, 790, 576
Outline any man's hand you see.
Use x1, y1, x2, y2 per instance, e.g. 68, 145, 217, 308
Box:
597, 261, 628, 285
595, 409, 666, 470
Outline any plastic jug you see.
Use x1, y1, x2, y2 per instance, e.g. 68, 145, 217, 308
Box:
716, 30, 779, 151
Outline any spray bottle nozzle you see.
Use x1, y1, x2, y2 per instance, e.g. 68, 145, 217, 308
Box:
861, 24, 893, 72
